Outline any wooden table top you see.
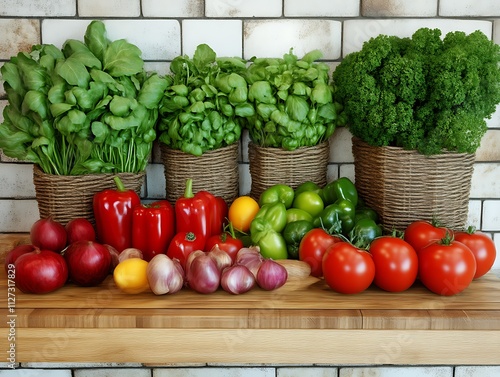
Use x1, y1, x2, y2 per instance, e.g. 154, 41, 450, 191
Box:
1, 233, 499, 365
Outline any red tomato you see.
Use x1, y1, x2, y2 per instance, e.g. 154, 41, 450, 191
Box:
404, 220, 448, 253
454, 229, 496, 279
298, 228, 339, 277
369, 236, 418, 292
418, 239, 476, 296
322, 242, 375, 294
205, 232, 244, 263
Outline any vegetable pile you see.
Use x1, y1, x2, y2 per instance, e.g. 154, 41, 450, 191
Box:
332, 28, 500, 155
243, 49, 345, 150
0, 20, 168, 174
4, 177, 497, 297
158, 44, 249, 156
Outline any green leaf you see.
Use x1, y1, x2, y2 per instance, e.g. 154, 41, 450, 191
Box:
21, 91, 49, 119
138, 74, 169, 109
311, 82, 332, 104
84, 20, 109, 61
285, 95, 309, 122
56, 56, 91, 88
50, 103, 73, 117
301, 50, 323, 64
193, 44, 216, 74
1, 62, 23, 95
249, 81, 274, 104
103, 39, 144, 77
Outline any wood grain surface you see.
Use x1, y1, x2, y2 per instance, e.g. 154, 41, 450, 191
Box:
1, 234, 499, 364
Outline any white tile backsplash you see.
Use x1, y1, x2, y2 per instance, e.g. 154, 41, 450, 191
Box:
182, 20, 243, 57
78, 0, 141, 17
244, 20, 342, 60
340, 366, 453, 377
206, 0, 282, 17
455, 366, 500, 377
362, 0, 438, 17
285, 0, 359, 17
0, 18, 40, 58
439, 0, 500, 16
142, 0, 204, 17
483, 200, 500, 231
0, 0, 75, 17
470, 164, 500, 198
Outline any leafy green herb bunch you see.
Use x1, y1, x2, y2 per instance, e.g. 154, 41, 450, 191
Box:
0, 20, 169, 175
158, 44, 252, 156
242, 49, 345, 151
332, 28, 500, 155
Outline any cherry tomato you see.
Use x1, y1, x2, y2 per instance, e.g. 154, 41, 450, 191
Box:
298, 228, 339, 277
322, 241, 375, 294
418, 238, 476, 296
369, 236, 418, 292
454, 228, 496, 279
404, 220, 448, 253
205, 232, 244, 263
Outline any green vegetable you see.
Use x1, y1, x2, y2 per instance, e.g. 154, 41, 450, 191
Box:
283, 220, 314, 259
243, 49, 345, 150
286, 208, 313, 224
350, 218, 383, 248
0, 20, 168, 175
250, 203, 288, 260
259, 184, 295, 209
313, 199, 356, 235
332, 28, 500, 155
158, 44, 249, 156
322, 177, 358, 206
294, 181, 323, 199
292, 191, 324, 218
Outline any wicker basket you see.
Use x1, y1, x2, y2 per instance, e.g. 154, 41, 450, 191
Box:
33, 165, 145, 226
160, 143, 239, 204
248, 141, 330, 201
351, 137, 475, 231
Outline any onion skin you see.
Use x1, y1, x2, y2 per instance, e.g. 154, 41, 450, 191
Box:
30, 218, 67, 253
64, 241, 111, 286
221, 264, 255, 294
4, 244, 37, 273
118, 248, 143, 263
15, 249, 68, 294
186, 253, 221, 294
65, 218, 96, 244
147, 254, 184, 295
208, 245, 232, 272
236, 247, 263, 278
104, 244, 120, 273
256, 259, 288, 291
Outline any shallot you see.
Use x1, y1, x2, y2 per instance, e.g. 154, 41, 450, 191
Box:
186, 253, 220, 294
147, 254, 184, 295
221, 264, 255, 294
256, 259, 288, 291
119, 247, 143, 263
208, 245, 232, 272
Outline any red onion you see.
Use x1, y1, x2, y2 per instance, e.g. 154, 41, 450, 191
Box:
256, 259, 288, 291
118, 247, 143, 263
186, 253, 220, 294
208, 245, 233, 272
221, 264, 255, 294
104, 244, 120, 273
4, 244, 37, 273
236, 246, 263, 278
65, 218, 96, 244
30, 217, 67, 253
147, 254, 184, 295
185, 249, 205, 272
15, 248, 68, 294
64, 241, 111, 286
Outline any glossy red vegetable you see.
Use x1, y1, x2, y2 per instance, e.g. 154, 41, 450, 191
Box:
93, 176, 141, 252
132, 200, 175, 261
64, 241, 111, 286
454, 227, 496, 279
175, 179, 211, 246
198, 192, 228, 237
30, 217, 67, 253
166, 231, 206, 270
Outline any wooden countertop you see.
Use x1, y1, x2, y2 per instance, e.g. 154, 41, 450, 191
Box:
1, 234, 499, 365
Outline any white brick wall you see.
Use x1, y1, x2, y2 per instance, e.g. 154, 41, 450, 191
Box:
1, 0, 500, 374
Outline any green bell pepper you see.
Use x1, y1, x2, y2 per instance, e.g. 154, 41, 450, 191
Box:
350, 218, 382, 248
322, 177, 358, 206
259, 184, 295, 209
294, 181, 324, 201
313, 199, 356, 235
354, 207, 379, 223
283, 220, 314, 259
292, 191, 324, 217
286, 208, 313, 223
250, 202, 288, 259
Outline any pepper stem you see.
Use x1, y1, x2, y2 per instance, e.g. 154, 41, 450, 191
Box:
184, 178, 194, 199
114, 176, 126, 192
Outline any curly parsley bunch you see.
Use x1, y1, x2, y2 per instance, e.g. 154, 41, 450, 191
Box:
332, 28, 500, 155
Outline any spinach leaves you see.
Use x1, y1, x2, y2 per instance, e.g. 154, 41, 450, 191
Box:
0, 20, 168, 175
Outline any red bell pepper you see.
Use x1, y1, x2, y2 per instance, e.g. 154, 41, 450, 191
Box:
198, 191, 228, 237
166, 231, 206, 270
175, 179, 211, 243
93, 176, 141, 252
132, 200, 175, 262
